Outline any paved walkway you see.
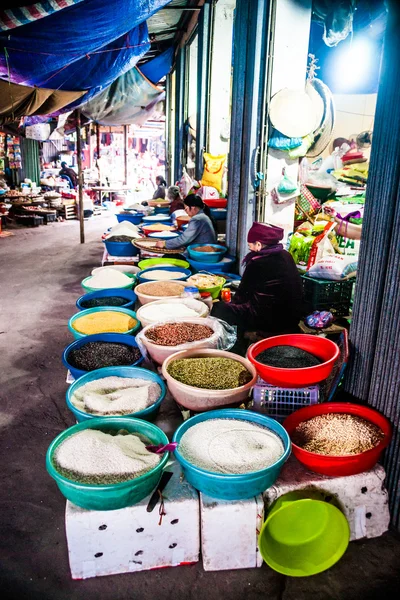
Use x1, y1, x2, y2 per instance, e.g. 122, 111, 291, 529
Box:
0, 217, 399, 600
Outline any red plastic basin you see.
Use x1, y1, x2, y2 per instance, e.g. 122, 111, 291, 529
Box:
203, 198, 227, 208
247, 334, 339, 388
283, 402, 392, 476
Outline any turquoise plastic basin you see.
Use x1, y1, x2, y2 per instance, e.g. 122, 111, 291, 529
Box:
173, 409, 291, 500
66, 366, 166, 422
46, 417, 169, 510
68, 306, 140, 340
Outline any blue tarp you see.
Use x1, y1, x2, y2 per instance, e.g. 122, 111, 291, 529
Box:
140, 46, 175, 84
0, 0, 171, 88
81, 67, 164, 126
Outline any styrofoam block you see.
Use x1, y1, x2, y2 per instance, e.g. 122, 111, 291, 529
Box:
65, 461, 200, 579
200, 494, 264, 571
263, 456, 390, 541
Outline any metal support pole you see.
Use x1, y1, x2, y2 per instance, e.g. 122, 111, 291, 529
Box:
195, 0, 213, 180
75, 110, 85, 244
96, 123, 101, 160
174, 48, 186, 182
123, 125, 128, 186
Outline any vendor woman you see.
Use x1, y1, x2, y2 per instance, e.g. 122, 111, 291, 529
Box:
213, 222, 304, 351
156, 195, 216, 250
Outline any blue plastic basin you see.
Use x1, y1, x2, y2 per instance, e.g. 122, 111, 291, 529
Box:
68, 307, 140, 340
116, 212, 143, 225
62, 333, 144, 380
154, 206, 170, 215
186, 254, 236, 273
137, 266, 192, 283
66, 365, 166, 422
103, 239, 139, 257
173, 409, 291, 500
187, 244, 227, 264
210, 208, 227, 221
76, 288, 137, 311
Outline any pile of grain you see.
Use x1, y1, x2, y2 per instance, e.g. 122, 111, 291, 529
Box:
194, 245, 219, 252
54, 429, 160, 484
139, 281, 185, 297
87, 271, 132, 289
71, 375, 161, 415
80, 296, 128, 308
167, 357, 252, 389
256, 346, 322, 369
141, 269, 185, 281
72, 311, 137, 335
145, 322, 214, 346
292, 413, 384, 455
179, 419, 284, 474
140, 302, 199, 322
68, 341, 141, 371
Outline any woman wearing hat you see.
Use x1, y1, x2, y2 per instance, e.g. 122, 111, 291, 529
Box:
155, 195, 217, 250
213, 222, 304, 353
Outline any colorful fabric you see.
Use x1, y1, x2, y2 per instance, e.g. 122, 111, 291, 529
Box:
0, 1, 84, 32
297, 185, 321, 217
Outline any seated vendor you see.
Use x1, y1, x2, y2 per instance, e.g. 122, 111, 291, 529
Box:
153, 175, 167, 200
156, 195, 216, 250
59, 162, 78, 188
212, 222, 304, 353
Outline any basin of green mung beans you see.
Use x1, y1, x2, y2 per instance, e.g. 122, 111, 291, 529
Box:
167, 356, 252, 390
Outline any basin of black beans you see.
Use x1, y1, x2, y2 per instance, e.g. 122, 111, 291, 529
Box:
80, 296, 128, 308
68, 341, 141, 371
255, 346, 322, 369
107, 235, 135, 242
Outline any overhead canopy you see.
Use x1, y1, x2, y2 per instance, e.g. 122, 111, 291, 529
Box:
0, 0, 170, 89
140, 46, 175, 84
81, 67, 164, 126
0, 79, 86, 124
0, 1, 85, 31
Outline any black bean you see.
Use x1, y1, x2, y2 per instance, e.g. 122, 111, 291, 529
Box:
68, 342, 141, 371
80, 297, 128, 308
107, 235, 135, 242
256, 346, 322, 369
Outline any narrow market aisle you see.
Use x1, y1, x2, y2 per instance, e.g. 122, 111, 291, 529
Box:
0, 218, 400, 600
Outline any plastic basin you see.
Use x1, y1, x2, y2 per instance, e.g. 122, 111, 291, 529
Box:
283, 402, 392, 476
142, 214, 171, 223
203, 198, 227, 208
186, 274, 226, 299
76, 288, 137, 311
65, 365, 166, 422
62, 333, 144, 379
142, 225, 174, 236
139, 317, 227, 365
187, 244, 227, 264
162, 348, 257, 411
172, 409, 291, 499
46, 417, 169, 510
148, 231, 180, 240
136, 298, 209, 328
154, 206, 170, 214
210, 208, 227, 220
186, 255, 236, 273
137, 266, 191, 284
138, 257, 190, 270
104, 239, 139, 257
68, 307, 140, 340
116, 212, 143, 225
81, 275, 135, 293
259, 491, 350, 576
91, 265, 140, 277
135, 281, 186, 306
247, 334, 340, 388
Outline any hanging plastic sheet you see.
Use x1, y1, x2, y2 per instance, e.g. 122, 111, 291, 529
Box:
81, 67, 164, 126
0, 79, 86, 124
140, 46, 175, 84
0, 0, 170, 87
0, 1, 85, 32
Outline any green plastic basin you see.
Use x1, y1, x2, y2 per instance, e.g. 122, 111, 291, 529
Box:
46, 417, 170, 511
138, 257, 190, 270
81, 274, 136, 293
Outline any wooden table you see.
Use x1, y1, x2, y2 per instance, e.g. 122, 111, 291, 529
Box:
90, 186, 131, 204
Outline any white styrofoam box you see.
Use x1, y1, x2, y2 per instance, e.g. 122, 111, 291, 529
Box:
65, 461, 200, 579
200, 494, 264, 571
263, 456, 390, 541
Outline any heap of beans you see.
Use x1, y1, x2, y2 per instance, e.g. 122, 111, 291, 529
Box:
256, 346, 322, 369
167, 357, 252, 389
292, 413, 384, 456
107, 235, 135, 242
139, 281, 185, 297
145, 322, 214, 346
194, 245, 219, 252
68, 341, 141, 371
80, 296, 128, 308
72, 311, 137, 335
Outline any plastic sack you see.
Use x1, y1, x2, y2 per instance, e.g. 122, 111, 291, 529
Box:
268, 128, 302, 151
135, 316, 237, 364
307, 255, 357, 281
201, 153, 226, 192
305, 311, 334, 329
177, 168, 193, 197
277, 169, 298, 195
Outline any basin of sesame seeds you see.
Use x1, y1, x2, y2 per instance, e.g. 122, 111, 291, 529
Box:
283, 402, 392, 476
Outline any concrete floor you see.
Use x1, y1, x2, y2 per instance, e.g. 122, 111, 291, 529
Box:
1, 215, 400, 600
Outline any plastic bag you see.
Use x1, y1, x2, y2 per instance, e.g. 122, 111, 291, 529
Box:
135, 316, 237, 362
307, 255, 357, 280
177, 168, 193, 197
201, 153, 226, 192
277, 169, 298, 195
